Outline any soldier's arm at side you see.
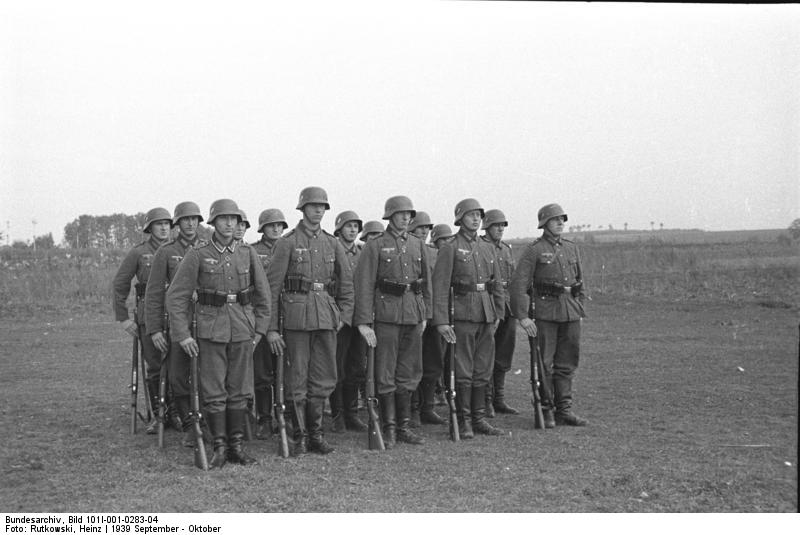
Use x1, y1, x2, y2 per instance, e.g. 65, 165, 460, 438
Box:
352, 238, 378, 327
333, 240, 354, 327
509, 245, 536, 337
249, 246, 271, 338
165, 247, 199, 344
266, 238, 291, 333
144, 246, 168, 335
111, 247, 140, 323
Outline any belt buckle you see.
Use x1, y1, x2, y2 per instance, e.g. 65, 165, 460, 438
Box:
563, 286, 572, 293
501, 281, 509, 289
475, 283, 485, 291
226, 294, 238, 304
311, 282, 325, 292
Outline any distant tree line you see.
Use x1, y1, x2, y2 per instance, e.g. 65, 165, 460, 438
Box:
61, 213, 212, 249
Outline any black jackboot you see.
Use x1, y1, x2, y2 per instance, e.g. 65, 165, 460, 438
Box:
492, 370, 520, 415
227, 408, 258, 465
145, 378, 161, 434
396, 388, 424, 445
419, 379, 446, 425
379, 393, 396, 449
254, 388, 274, 440
307, 398, 334, 454
485, 382, 495, 418
329, 385, 345, 433
472, 385, 503, 436
455, 385, 474, 439
409, 387, 421, 428
554, 377, 587, 426
174, 396, 196, 448
343, 383, 367, 432
206, 411, 227, 469
291, 399, 308, 456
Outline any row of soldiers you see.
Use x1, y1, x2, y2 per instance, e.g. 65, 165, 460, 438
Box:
113, 187, 587, 468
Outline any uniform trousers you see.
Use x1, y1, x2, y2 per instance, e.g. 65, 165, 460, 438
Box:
252, 337, 275, 392
536, 319, 581, 410
453, 320, 495, 388
137, 323, 162, 382
421, 323, 446, 382
198, 339, 254, 414
335, 324, 367, 388
284, 329, 337, 403
492, 312, 517, 373
374, 322, 423, 395
167, 341, 191, 397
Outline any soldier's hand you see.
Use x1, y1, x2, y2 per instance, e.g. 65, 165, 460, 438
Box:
492, 319, 500, 334
179, 337, 199, 358
357, 324, 377, 347
518, 317, 537, 338
151, 332, 168, 353
419, 320, 427, 335
252, 334, 263, 348
337, 320, 345, 332
267, 331, 285, 357
437, 324, 456, 344
121, 319, 138, 338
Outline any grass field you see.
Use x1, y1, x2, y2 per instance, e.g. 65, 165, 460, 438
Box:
0, 236, 797, 513
0, 295, 796, 512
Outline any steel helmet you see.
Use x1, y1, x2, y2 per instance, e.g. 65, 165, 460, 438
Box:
172, 201, 203, 227
537, 203, 568, 229
430, 224, 454, 243
334, 210, 363, 236
143, 207, 172, 233
482, 209, 508, 230
207, 199, 242, 225
382, 195, 416, 220
238, 209, 251, 229
257, 208, 288, 232
453, 198, 484, 226
360, 220, 384, 240
409, 211, 433, 232
296, 186, 330, 210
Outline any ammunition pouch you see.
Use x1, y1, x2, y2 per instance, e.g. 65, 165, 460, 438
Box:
135, 282, 147, 299
197, 286, 254, 307
570, 281, 583, 298
284, 275, 335, 294
377, 279, 424, 296
452, 281, 491, 295
534, 281, 565, 297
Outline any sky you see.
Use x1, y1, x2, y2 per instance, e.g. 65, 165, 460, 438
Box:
1, 1, 798, 245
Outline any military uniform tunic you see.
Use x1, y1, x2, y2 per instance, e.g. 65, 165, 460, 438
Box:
144, 235, 199, 397
481, 235, 517, 374
432, 228, 505, 387
112, 235, 165, 381
166, 235, 270, 413
353, 226, 431, 394
267, 221, 354, 402
509, 232, 586, 412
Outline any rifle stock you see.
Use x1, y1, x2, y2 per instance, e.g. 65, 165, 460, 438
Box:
446, 287, 460, 442
190, 303, 209, 470
530, 334, 545, 429
366, 344, 385, 451
275, 294, 290, 458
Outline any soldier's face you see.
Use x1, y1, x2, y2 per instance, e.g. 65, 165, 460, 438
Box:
487, 223, 505, 242
340, 221, 360, 243
411, 226, 430, 241
263, 222, 284, 240
178, 216, 199, 239
390, 211, 412, 231
234, 221, 248, 240
461, 210, 482, 231
303, 203, 326, 226
546, 216, 565, 236
150, 220, 171, 240
214, 215, 238, 240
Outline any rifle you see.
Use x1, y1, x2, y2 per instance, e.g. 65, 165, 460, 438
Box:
190, 303, 209, 470
274, 294, 290, 458
366, 343, 385, 451
130, 312, 140, 434
445, 287, 460, 442
157, 311, 169, 448
528, 299, 551, 429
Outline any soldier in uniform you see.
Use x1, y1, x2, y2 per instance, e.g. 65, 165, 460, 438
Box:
432, 199, 505, 438
144, 201, 204, 445
353, 196, 430, 448
480, 209, 519, 417
250, 208, 288, 439
429, 223, 455, 407
166, 199, 271, 468
112, 207, 173, 434
430, 224, 455, 248
509, 203, 588, 427
234, 210, 250, 242
266, 187, 354, 455
329, 210, 368, 433
360, 220, 385, 242
406, 212, 445, 427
